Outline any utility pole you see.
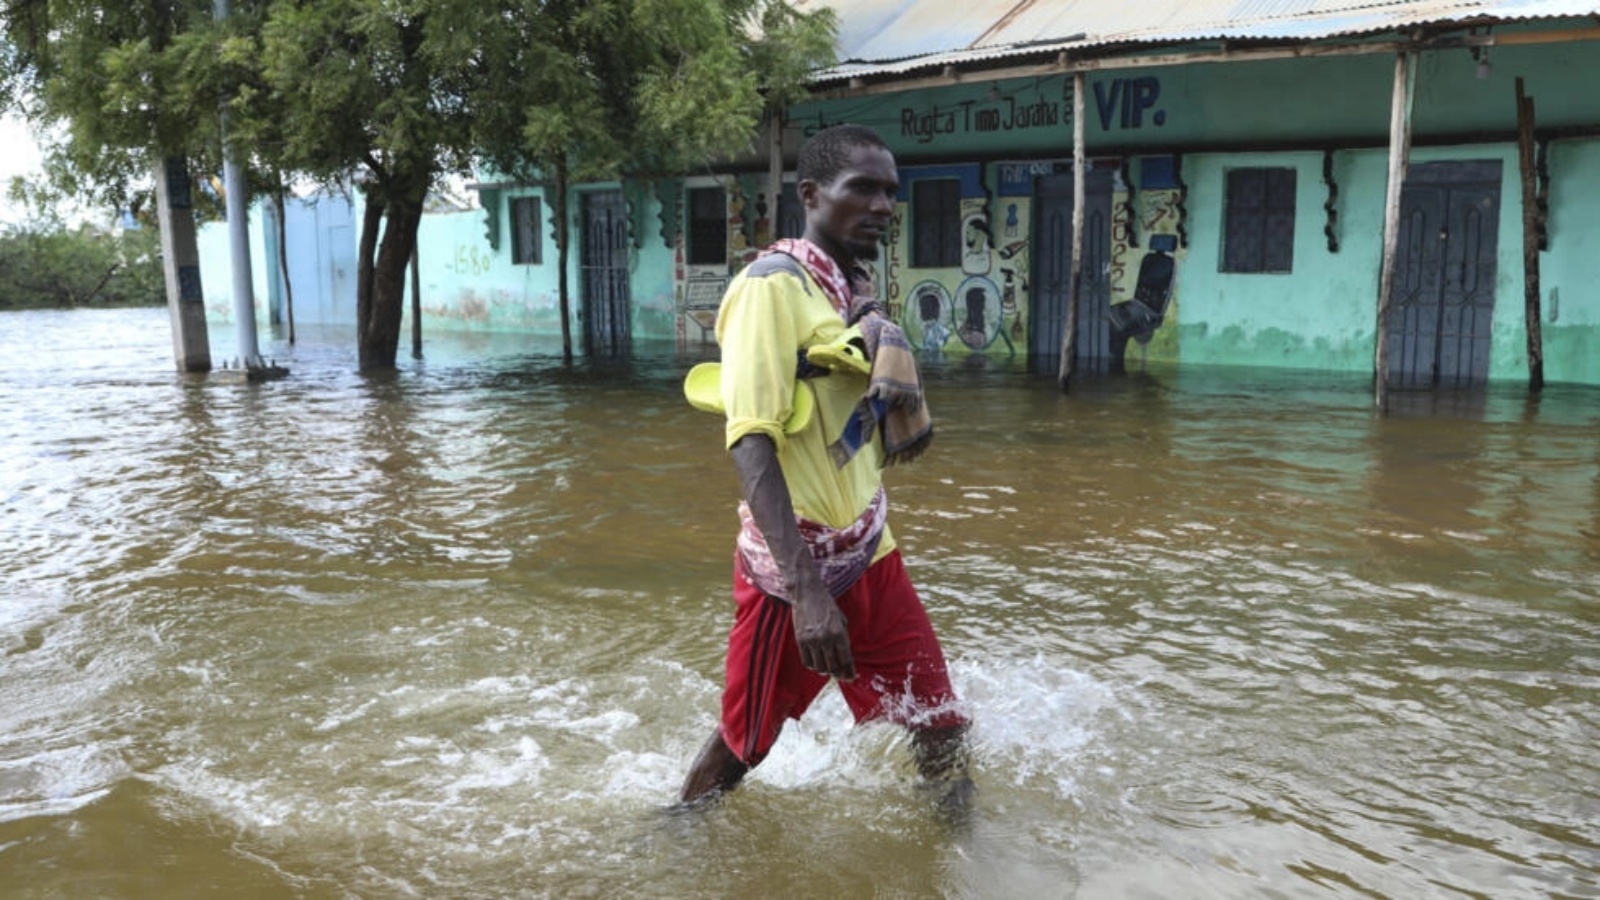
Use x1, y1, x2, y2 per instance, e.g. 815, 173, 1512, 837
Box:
155, 156, 211, 373
216, 0, 287, 380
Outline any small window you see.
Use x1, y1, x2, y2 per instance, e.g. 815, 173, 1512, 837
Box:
912, 179, 961, 268
687, 187, 727, 265
511, 196, 543, 265
1222, 168, 1296, 273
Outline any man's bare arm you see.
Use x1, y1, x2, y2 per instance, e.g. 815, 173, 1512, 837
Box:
730, 435, 855, 681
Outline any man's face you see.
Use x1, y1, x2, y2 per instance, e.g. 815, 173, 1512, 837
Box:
800, 144, 899, 264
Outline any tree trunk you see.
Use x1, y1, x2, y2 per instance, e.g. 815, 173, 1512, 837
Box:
356, 188, 385, 361
274, 186, 296, 345
357, 176, 428, 371
411, 245, 422, 359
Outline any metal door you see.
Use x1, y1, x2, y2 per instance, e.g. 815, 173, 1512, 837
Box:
1030, 168, 1115, 369
777, 183, 805, 241
1388, 161, 1501, 389
581, 191, 631, 353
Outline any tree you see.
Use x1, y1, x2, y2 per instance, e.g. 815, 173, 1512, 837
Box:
1, 0, 836, 370
0, 190, 165, 310
466, 0, 836, 360
0, 0, 224, 217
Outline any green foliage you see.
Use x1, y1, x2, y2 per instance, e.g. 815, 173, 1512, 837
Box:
747, 1, 839, 110
0, 0, 839, 366
2, 0, 224, 212
1, 0, 837, 211
467, 0, 837, 182
0, 221, 164, 310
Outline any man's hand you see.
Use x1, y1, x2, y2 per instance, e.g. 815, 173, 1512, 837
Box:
793, 592, 855, 681
731, 434, 857, 682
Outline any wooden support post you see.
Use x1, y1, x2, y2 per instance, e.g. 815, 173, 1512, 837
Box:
767, 111, 783, 247
1374, 52, 1417, 411
1059, 70, 1086, 390
1515, 77, 1545, 393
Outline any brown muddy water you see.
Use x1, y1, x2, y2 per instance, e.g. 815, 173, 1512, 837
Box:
1, 306, 1596, 899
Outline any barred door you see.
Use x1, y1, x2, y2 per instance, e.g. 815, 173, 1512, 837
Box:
1388, 161, 1502, 389
1030, 168, 1115, 369
581, 191, 631, 353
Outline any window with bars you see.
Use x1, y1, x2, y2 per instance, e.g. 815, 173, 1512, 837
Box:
511, 197, 543, 265
687, 187, 727, 265
1222, 168, 1297, 273
911, 179, 961, 269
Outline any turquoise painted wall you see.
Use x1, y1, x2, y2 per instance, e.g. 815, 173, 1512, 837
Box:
407, 183, 681, 344
1168, 145, 1521, 377
792, 74, 1076, 158
406, 189, 563, 334
280, 183, 684, 346
792, 29, 1600, 158
1538, 140, 1600, 385
1164, 139, 1600, 381
198, 205, 273, 328
1151, 138, 1599, 383
788, 31, 1600, 385
625, 185, 679, 343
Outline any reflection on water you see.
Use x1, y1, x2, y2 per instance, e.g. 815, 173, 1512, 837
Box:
1, 307, 1597, 898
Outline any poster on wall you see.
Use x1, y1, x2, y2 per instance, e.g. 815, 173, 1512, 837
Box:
904, 280, 951, 351
955, 275, 1004, 350
961, 208, 991, 275
1106, 156, 1185, 367
887, 162, 1029, 357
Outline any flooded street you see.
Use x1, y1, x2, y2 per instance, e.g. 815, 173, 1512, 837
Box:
1, 306, 1596, 898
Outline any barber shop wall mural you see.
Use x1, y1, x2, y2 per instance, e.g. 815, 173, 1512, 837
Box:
877, 156, 1183, 364
887, 163, 1027, 357
1108, 156, 1185, 368
667, 75, 1187, 362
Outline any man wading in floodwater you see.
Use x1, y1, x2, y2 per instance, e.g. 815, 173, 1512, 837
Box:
679, 124, 973, 810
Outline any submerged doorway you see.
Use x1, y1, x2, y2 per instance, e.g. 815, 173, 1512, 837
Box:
1387, 160, 1503, 389
581, 190, 631, 354
1030, 167, 1116, 371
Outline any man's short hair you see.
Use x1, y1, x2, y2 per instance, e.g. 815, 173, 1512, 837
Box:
797, 124, 891, 186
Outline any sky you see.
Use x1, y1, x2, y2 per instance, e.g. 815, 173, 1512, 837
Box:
0, 110, 101, 228
0, 111, 46, 225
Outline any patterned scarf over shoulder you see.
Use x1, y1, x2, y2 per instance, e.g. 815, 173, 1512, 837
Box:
766, 238, 933, 467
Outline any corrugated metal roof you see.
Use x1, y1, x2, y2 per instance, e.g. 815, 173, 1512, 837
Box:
798, 0, 1600, 81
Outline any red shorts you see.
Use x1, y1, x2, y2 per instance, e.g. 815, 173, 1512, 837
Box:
719, 549, 967, 766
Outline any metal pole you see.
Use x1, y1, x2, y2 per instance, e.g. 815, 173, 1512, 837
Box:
1373, 51, 1416, 411
1058, 70, 1086, 390
215, 0, 263, 370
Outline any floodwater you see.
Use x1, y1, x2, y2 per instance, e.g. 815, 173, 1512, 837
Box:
1, 306, 1596, 899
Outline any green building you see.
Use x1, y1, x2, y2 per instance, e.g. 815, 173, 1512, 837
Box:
248, 2, 1600, 389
